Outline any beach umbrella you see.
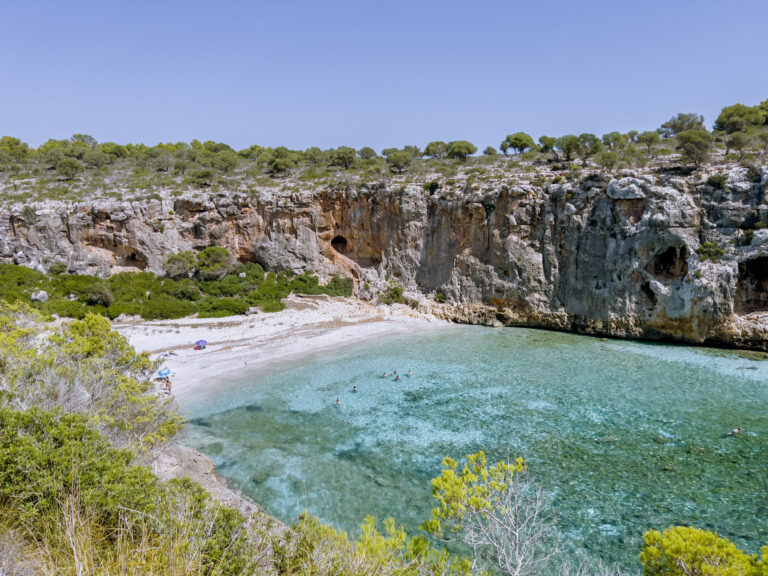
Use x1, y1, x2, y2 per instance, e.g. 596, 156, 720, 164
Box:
195, 339, 207, 347
158, 368, 171, 377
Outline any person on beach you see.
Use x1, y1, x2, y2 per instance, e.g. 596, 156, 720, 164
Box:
336, 397, 341, 406
165, 378, 172, 393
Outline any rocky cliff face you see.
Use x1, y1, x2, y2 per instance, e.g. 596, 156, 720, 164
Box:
2, 165, 767, 349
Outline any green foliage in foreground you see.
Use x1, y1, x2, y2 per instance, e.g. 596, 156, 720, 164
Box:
0, 408, 473, 575
276, 514, 472, 576
0, 407, 265, 576
0, 302, 183, 451
0, 257, 353, 321
640, 526, 768, 576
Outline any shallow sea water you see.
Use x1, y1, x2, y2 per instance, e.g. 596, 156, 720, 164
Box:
181, 325, 768, 570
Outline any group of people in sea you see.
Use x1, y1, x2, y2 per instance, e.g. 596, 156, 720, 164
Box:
335, 369, 414, 406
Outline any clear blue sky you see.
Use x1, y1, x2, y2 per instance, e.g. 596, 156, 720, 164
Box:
1, 1, 766, 152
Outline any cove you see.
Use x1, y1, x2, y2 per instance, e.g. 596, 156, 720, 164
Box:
180, 325, 768, 571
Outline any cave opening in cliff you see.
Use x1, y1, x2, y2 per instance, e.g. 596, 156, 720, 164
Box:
648, 245, 688, 280
736, 256, 768, 313
640, 281, 658, 307
331, 235, 349, 255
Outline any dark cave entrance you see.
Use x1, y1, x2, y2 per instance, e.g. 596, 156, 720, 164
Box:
648, 245, 688, 280
736, 256, 768, 314
331, 235, 349, 255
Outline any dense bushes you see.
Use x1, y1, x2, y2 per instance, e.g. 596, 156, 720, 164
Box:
0, 408, 265, 575
0, 304, 183, 451
0, 251, 354, 322
0, 408, 159, 527
640, 526, 768, 576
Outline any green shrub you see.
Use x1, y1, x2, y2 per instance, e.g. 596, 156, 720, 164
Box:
378, 282, 405, 305
322, 275, 354, 297
744, 163, 762, 183
697, 241, 725, 262
0, 407, 261, 575
47, 261, 67, 275
107, 301, 143, 319
140, 296, 197, 320
257, 300, 285, 313
424, 180, 440, 195
107, 271, 163, 302
84, 282, 114, 306
199, 275, 246, 297
163, 251, 196, 279
196, 246, 235, 280
42, 299, 93, 319
290, 272, 323, 295
640, 526, 758, 576
0, 407, 159, 528
435, 292, 447, 303
198, 297, 249, 318
185, 168, 215, 187
235, 261, 266, 281
707, 173, 727, 190
161, 278, 203, 301
0, 262, 47, 303
49, 273, 104, 300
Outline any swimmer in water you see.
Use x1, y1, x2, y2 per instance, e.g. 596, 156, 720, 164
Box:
408, 370, 413, 377
352, 385, 358, 393
336, 397, 341, 406
727, 427, 744, 436
395, 375, 401, 381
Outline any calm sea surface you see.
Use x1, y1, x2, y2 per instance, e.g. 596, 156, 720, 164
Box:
181, 325, 768, 571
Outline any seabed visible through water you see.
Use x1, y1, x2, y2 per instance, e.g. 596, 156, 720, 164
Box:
182, 325, 768, 570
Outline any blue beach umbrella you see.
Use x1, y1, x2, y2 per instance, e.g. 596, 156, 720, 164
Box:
158, 368, 171, 378
195, 340, 207, 347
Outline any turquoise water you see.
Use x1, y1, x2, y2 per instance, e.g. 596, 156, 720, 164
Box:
181, 325, 768, 571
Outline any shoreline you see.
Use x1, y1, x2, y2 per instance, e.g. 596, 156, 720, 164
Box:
114, 295, 451, 518
114, 295, 451, 406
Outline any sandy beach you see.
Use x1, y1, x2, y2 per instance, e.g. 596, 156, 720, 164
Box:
114, 295, 449, 404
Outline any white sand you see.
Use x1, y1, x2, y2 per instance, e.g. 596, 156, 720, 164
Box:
114, 295, 449, 404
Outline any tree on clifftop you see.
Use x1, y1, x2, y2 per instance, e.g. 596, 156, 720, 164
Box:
504, 132, 535, 155
0, 136, 30, 161
55, 157, 83, 180
577, 133, 602, 166
554, 135, 580, 162
538, 136, 556, 154
726, 132, 751, 160
637, 130, 661, 156
446, 141, 477, 160
330, 146, 356, 169
357, 146, 377, 159
659, 113, 706, 138
386, 150, 412, 173
676, 129, 713, 168
715, 103, 765, 133
424, 141, 448, 159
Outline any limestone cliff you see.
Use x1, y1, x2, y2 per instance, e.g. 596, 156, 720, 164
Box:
2, 165, 767, 349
